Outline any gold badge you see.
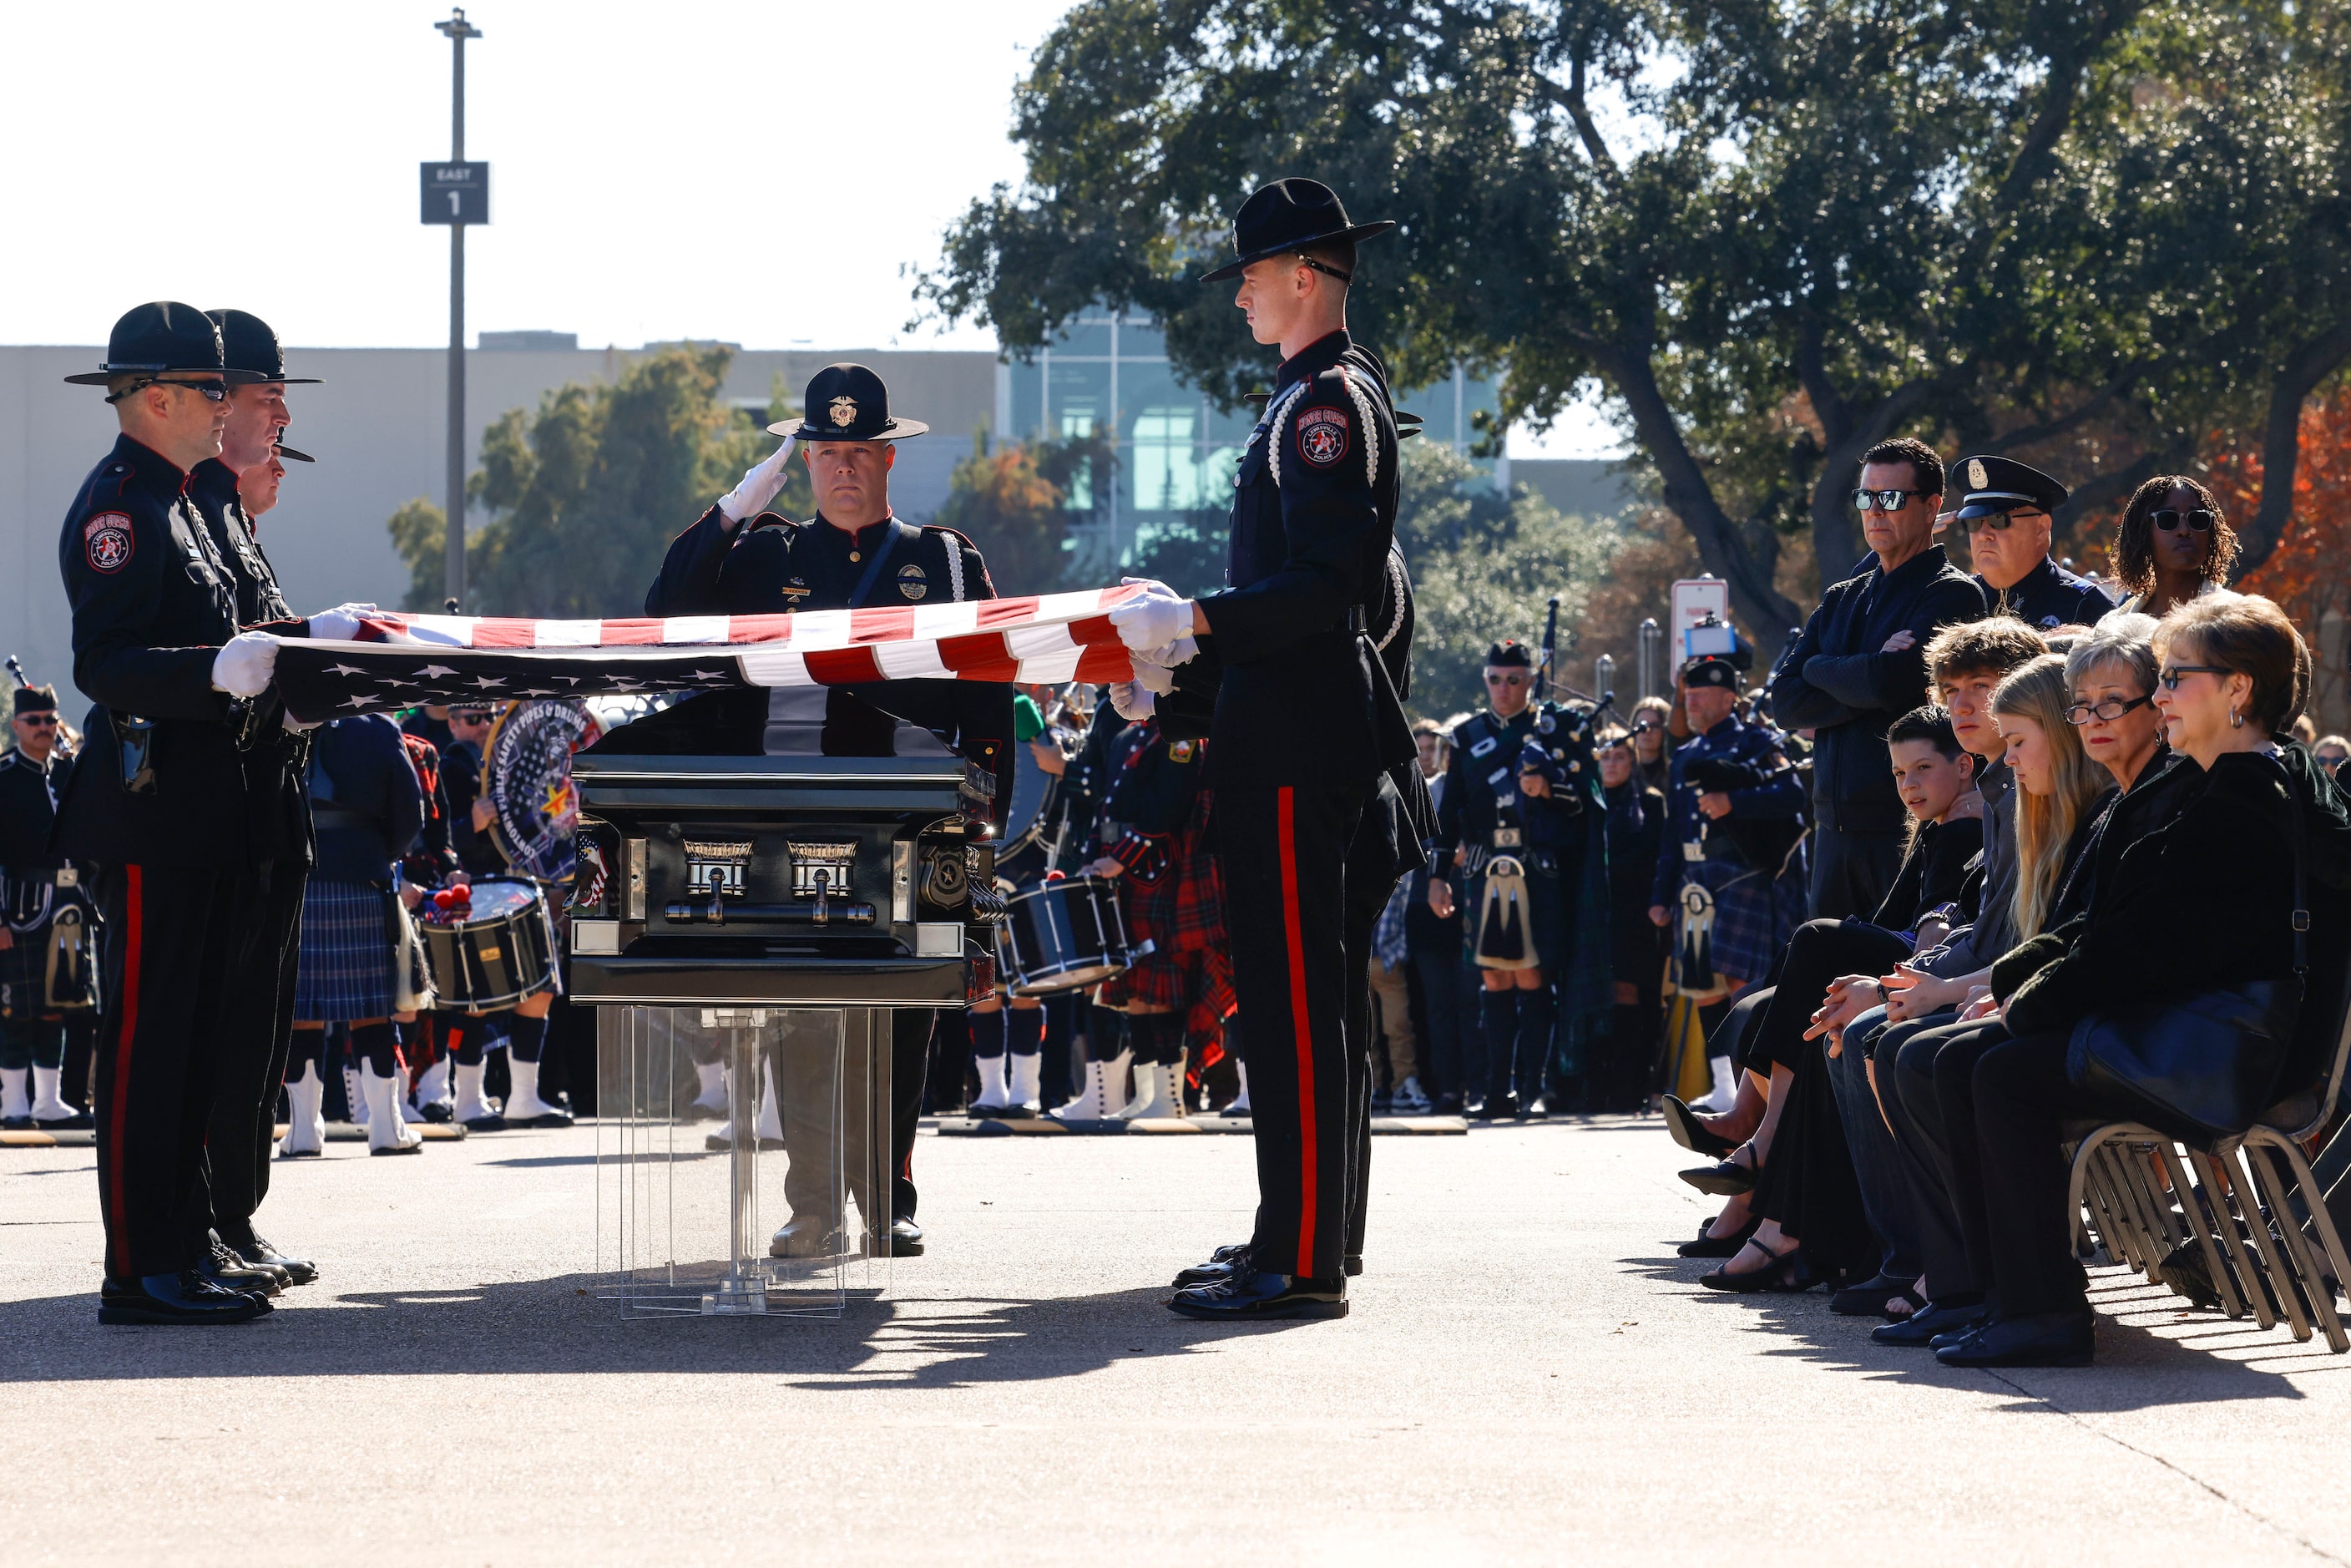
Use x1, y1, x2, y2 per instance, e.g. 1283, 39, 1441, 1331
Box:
829, 396, 859, 428
1169, 740, 1196, 762
1967, 458, 1987, 490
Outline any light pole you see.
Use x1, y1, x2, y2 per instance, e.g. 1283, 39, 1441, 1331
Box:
435, 7, 482, 611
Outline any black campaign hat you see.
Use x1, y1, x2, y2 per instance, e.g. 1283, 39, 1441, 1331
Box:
768, 362, 927, 443
1681, 655, 1741, 690
1953, 454, 2067, 521
63, 301, 258, 386
207, 309, 321, 384
1199, 178, 1396, 283
12, 685, 58, 717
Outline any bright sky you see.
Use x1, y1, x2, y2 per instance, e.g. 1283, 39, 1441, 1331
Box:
0, 0, 1618, 458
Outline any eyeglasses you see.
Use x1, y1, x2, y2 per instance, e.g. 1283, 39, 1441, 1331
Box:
16, 714, 57, 727
2065, 694, 2154, 725
1631, 720, 1661, 735
106, 377, 230, 404
1485, 673, 1527, 685
1952, 510, 2036, 534
1852, 488, 1927, 513
2158, 665, 2227, 690
2152, 508, 2216, 533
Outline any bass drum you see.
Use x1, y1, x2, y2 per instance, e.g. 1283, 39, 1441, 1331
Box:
997, 736, 1059, 857
999, 874, 1134, 995
420, 878, 560, 1011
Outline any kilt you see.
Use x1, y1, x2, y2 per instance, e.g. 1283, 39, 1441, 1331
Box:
1098, 813, 1234, 1040
294, 878, 397, 1023
1680, 857, 1805, 989
0, 926, 50, 1019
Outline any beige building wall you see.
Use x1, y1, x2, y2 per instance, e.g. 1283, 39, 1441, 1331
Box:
1, 344, 997, 715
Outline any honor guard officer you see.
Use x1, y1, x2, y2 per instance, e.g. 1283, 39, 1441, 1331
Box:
638, 362, 1015, 1257
1110, 178, 1417, 1321
52, 302, 285, 1325
1, 684, 93, 1130
1948, 454, 2114, 630
186, 309, 330, 1288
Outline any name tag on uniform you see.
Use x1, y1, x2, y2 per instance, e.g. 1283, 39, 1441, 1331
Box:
1486, 767, 1509, 786
1469, 736, 1496, 757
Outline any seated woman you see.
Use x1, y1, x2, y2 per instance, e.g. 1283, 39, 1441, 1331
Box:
1937, 594, 2351, 1368
1686, 707, 1984, 1290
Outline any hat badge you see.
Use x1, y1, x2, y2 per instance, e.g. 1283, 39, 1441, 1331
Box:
829, 396, 858, 428
1968, 458, 1987, 490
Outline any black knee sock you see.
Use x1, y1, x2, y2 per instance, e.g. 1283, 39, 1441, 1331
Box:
444, 1013, 484, 1067
1479, 989, 1520, 1100
507, 1011, 548, 1064
970, 1008, 1008, 1060
285, 1029, 326, 1083
1515, 985, 1557, 1095
351, 1019, 399, 1078
1086, 1004, 1127, 1064
1, 1019, 64, 1072
1128, 1012, 1179, 1066
1007, 1004, 1044, 1058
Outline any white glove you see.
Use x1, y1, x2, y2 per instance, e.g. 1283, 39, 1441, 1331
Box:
1120, 575, 1182, 604
1131, 633, 1198, 670
718, 438, 797, 525
1108, 593, 1193, 654
1109, 682, 1156, 722
1130, 658, 1176, 696
212, 631, 280, 697
305, 601, 379, 641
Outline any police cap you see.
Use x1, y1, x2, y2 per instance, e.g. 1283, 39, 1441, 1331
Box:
207, 309, 321, 385
1954, 454, 2067, 522
769, 362, 928, 443
1486, 640, 1533, 669
1200, 178, 1397, 283
63, 301, 258, 386
1681, 655, 1741, 690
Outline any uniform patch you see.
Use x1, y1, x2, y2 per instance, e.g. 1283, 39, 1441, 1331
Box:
1294, 405, 1350, 468
1169, 740, 1196, 762
83, 513, 134, 574
897, 562, 928, 601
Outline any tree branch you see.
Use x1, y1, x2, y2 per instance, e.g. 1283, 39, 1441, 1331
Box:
1805, 367, 1968, 579
2233, 322, 2351, 579
1979, 364, 2146, 456
1538, 54, 1619, 181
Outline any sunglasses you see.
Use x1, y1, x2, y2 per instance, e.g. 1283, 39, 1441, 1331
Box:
2065, 694, 2153, 725
107, 377, 230, 403
1952, 509, 2038, 534
17, 714, 58, 727
2158, 665, 2227, 690
2152, 508, 2216, 533
1485, 672, 1527, 685
1852, 488, 1928, 513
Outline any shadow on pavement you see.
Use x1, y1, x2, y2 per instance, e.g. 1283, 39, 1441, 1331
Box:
0, 1276, 1312, 1387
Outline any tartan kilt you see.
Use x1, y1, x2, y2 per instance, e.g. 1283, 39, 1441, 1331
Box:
1681, 857, 1804, 989
1098, 813, 1234, 1039
294, 878, 397, 1023
0, 928, 50, 1019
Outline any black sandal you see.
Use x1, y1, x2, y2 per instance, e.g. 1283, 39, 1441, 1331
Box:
1881, 1282, 1929, 1321
1677, 1213, 1760, 1258
1698, 1236, 1799, 1293
1679, 1144, 1759, 1196
1662, 1094, 1737, 1158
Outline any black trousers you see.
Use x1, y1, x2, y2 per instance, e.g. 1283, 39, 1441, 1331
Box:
1340, 785, 1403, 1266
94, 864, 257, 1279
1887, 1016, 2010, 1301
205, 857, 305, 1245
1969, 1030, 2107, 1318
1216, 783, 1368, 1281
1807, 825, 1904, 923
1747, 919, 1913, 1075
890, 1007, 934, 1222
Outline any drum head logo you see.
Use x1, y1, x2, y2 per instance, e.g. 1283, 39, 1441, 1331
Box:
787, 841, 858, 899
1296, 407, 1349, 468
897, 563, 928, 601
83, 513, 134, 574
829, 396, 859, 428
483, 700, 601, 884
683, 837, 752, 898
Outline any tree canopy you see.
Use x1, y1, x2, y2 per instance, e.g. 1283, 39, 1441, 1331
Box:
922, 0, 2351, 658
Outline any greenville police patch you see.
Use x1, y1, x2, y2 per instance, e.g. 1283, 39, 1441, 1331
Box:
897, 563, 928, 601
1295, 405, 1350, 468
83, 513, 133, 574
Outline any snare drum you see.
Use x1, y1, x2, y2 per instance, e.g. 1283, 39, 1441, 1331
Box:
998, 874, 1133, 995
419, 878, 560, 1010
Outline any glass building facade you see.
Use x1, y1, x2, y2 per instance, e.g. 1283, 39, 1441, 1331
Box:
996, 310, 1507, 579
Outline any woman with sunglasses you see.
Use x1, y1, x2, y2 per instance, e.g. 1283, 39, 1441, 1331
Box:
1930, 594, 2351, 1366
2109, 475, 2239, 619
1628, 695, 1674, 797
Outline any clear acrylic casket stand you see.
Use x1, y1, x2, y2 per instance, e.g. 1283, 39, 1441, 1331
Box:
596, 1004, 895, 1318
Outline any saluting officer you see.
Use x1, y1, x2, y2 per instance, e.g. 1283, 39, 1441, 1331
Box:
53, 302, 282, 1325
1111, 179, 1417, 1321
635, 362, 1015, 1258
1, 685, 92, 1130
186, 309, 326, 1288
1947, 454, 2115, 630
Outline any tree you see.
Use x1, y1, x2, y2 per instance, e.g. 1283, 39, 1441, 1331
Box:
384, 497, 449, 613
2207, 382, 2351, 728
931, 430, 1114, 596
920, 1, 2351, 660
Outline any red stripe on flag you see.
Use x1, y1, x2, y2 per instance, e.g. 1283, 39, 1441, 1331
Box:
1277, 790, 1319, 1277
731, 614, 795, 644
934, 630, 1015, 675
472, 620, 538, 649
105, 867, 144, 1278
1074, 644, 1136, 682
1066, 613, 1118, 646
802, 646, 885, 685
847, 606, 916, 645
973, 596, 1044, 629
597, 620, 666, 645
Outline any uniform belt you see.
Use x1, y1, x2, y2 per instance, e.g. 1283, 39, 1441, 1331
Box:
311, 804, 375, 831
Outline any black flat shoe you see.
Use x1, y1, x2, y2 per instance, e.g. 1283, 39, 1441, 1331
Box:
890, 1217, 925, 1257
200, 1240, 282, 1297
1935, 1310, 2094, 1368
1871, 1297, 1987, 1347
227, 1233, 318, 1287
1677, 1214, 1760, 1258
1173, 1242, 1252, 1288
1167, 1267, 1347, 1321
99, 1270, 273, 1326
1679, 1149, 1758, 1196
1697, 1237, 1802, 1293
460, 1114, 508, 1133
1662, 1094, 1737, 1158
33, 1110, 94, 1131
1831, 1273, 1917, 1317
1519, 1096, 1550, 1120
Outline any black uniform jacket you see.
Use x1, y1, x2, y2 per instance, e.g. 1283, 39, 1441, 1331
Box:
1174, 331, 1414, 790
50, 435, 250, 867
1768, 544, 1985, 834
188, 458, 314, 868
617, 505, 1013, 802
1433, 706, 1576, 864
1976, 554, 2115, 632
1101, 723, 1204, 873
0, 748, 73, 884
1867, 813, 1984, 933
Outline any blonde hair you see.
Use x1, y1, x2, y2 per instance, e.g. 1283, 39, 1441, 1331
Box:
1991, 654, 2110, 939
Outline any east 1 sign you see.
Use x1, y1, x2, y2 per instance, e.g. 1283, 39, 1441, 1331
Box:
421, 161, 490, 225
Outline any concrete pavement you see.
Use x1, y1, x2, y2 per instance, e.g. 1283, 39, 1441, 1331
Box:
5, 1114, 2350, 1565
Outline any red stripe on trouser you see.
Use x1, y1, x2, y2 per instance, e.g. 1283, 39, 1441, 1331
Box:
105, 867, 144, 1278
1277, 789, 1318, 1276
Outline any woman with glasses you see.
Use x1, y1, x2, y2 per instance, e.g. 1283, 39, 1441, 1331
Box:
1929, 593, 2351, 1366
2108, 475, 2239, 620
1628, 695, 1673, 796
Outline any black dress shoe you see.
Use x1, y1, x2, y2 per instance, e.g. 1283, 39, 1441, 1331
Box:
1830, 1272, 1917, 1317
1677, 1214, 1761, 1258
1679, 1152, 1757, 1196
200, 1240, 282, 1297
1173, 1242, 1251, 1288
1167, 1267, 1347, 1321
1463, 1096, 1491, 1120
1342, 1252, 1363, 1277
460, 1113, 508, 1134
1662, 1094, 1737, 1158
890, 1217, 925, 1257
418, 1101, 453, 1124
1697, 1237, 1806, 1292
0, 1115, 31, 1131
99, 1270, 272, 1326
33, 1109, 95, 1130
1935, 1310, 2094, 1368
1520, 1095, 1550, 1120
1488, 1093, 1521, 1120
227, 1233, 318, 1287
1870, 1297, 1987, 1347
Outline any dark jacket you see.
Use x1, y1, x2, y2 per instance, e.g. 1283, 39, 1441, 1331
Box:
306, 716, 424, 885
437, 736, 503, 877
1769, 544, 1986, 834
1869, 813, 1984, 933
1978, 555, 2116, 632
50, 435, 249, 867
1101, 721, 1206, 875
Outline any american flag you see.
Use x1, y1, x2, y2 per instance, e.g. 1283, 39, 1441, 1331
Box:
273, 584, 1146, 723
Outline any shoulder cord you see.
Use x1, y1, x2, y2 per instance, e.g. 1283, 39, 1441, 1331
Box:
1337, 366, 1383, 492
945, 534, 966, 602
1374, 549, 1408, 654
1265, 382, 1311, 488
